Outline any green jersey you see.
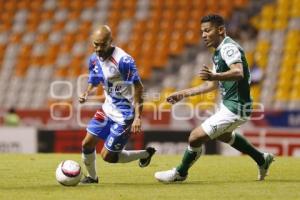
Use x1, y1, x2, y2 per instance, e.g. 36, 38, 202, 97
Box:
212, 36, 252, 117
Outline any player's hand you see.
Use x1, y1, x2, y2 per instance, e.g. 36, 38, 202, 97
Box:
79, 92, 88, 104
131, 117, 142, 133
166, 92, 184, 104
199, 65, 215, 81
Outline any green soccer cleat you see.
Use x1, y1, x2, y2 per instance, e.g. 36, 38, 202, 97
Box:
257, 153, 275, 181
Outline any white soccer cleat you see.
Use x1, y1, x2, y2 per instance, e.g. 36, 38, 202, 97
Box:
154, 168, 187, 183
257, 153, 275, 181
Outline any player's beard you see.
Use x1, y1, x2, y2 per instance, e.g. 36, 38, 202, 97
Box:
96, 51, 104, 58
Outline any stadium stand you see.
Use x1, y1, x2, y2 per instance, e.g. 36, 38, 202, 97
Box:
0, 0, 298, 112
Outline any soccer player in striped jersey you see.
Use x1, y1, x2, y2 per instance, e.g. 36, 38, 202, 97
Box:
155, 14, 274, 183
79, 25, 155, 184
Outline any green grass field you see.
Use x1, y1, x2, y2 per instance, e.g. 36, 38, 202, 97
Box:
0, 154, 299, 200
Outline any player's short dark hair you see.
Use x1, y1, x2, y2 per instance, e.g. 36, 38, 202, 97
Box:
201, 14, 225, 27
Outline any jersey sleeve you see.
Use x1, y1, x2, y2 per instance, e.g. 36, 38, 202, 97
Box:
87, 56, 102, 86
220, 43, 242, 66
118, 56, 141, 84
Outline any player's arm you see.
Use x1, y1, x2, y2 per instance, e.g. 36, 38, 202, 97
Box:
119, 56, 143, 133
199, 63, 243, 81
79, 84, 98, 104
166, 81, 217, 104
79, 56, 102, 104
132, 79, 144, 133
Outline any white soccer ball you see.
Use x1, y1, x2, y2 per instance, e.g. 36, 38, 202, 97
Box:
55, 160, 82, 186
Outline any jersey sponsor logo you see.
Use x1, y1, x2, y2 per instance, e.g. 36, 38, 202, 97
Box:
212, 125, 218, 133
114, 143, 121, 150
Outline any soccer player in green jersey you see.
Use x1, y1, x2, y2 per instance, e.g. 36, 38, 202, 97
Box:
155, 14, 274, 183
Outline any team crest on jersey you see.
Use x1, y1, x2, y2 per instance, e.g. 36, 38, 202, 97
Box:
123, 56, 134, 64
109, 65, 117, 74
226, 49, 234, 57
213, 56, 219, 64
93, 65, 99, 73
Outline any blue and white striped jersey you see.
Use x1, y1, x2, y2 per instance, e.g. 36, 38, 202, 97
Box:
87, 47, 141, 125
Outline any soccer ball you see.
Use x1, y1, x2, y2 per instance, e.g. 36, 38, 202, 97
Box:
55, 160, 82, 186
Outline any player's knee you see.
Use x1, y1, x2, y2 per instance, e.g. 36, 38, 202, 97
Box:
188, 133, 202, 147
82, 140, 92, 149
217, 132, 233, 143
101, 152, 118, 163
82, 133, 97, 149
82, 140, 88, 148
188, 128, 209, 147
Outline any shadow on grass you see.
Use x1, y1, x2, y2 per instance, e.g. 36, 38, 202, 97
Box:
2, 179, 300, 190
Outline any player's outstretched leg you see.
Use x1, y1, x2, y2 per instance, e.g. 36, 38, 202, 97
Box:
101, 146, 156, 167
227, 132, 274, 180
154, 145, 202, 183
116, 147, 156, 167
155, 127, 207, 183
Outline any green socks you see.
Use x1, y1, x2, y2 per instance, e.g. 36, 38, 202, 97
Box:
231, 133, 265, 166
176, 132, 265, 177
176, 146, 202, 176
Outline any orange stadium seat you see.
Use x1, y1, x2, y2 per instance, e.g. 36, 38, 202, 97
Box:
57, 0, 70, 9
234, 0, 249, 8
4, 1, 17, 12
177, 9, 190, 22
153, 45, 169, 68
162, 9, 176, 21
83, 0, 96, 8
17, 0, 29, 10
70, 0, 83, 11
55, 67, 69, 78
207, 0, 219, 14
9, 33, 22, 44
41, 10, 55, 21
111, 0, 123, 9
150, 0, 163, 8
122, 9, 136, 19
191, 0, 206, 11
170, 33, 185, 56
29, 0, 43, 11
133, 20, 147, 34
68, 10, 81, 20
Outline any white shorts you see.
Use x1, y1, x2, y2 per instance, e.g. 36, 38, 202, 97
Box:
201, 104, 247, 139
